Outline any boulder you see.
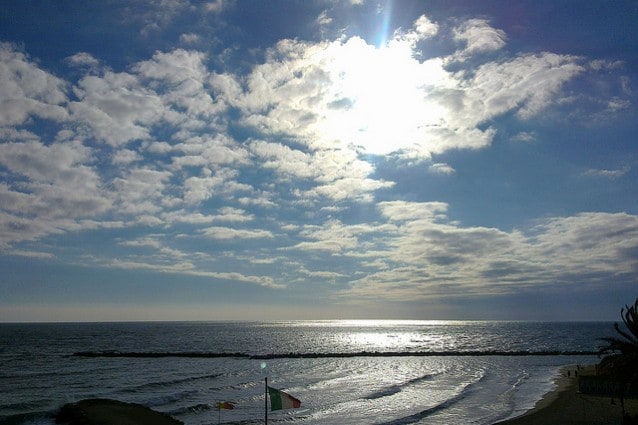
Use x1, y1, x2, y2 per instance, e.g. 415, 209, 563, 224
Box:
56, 398, 183, 425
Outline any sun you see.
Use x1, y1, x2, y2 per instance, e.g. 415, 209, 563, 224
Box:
312, 36, 451, 156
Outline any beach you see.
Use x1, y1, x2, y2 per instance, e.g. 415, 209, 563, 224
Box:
496, 365, 638, 425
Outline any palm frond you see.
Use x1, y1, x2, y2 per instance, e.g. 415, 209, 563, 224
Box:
597, 298, 638, 383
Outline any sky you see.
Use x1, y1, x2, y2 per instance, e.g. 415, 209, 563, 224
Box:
1, 0, 637, 322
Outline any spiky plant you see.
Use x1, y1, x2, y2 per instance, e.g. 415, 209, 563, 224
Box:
598, 298, 638, 382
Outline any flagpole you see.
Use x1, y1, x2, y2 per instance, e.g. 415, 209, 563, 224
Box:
265, 377, 268, 425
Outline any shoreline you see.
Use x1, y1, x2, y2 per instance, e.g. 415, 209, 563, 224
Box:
495, 365, 638, 425
50, 365, 636, 425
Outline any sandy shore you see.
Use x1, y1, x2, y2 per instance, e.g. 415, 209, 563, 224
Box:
495, 365, 638, 425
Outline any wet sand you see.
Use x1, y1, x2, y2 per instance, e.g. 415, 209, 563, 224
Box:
495, 365, 638, 425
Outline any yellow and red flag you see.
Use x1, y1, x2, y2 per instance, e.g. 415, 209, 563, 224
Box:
215, 401, 234, 410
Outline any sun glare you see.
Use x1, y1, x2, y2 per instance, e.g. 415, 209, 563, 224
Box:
315, 36, 451, 156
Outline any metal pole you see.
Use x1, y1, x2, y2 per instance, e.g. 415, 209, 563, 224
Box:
265, 377, 268, 425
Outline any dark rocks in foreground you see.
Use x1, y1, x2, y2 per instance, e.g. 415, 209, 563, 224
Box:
56, 398, 183, 425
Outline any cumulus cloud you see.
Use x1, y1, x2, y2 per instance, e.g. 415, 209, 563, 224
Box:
0, 139, 109, 225
204, 15, 589, 160
292, 219, 362, 253
429, 163, 455, 175
204, 0, 227, 13
0, 43, 68, 126
347, 205, 638, 301
201, 226, 274, 240
66, 52, 100, 68
113, 168, 173, 215
122, 0, 193, 36
460, 53, 585, 123
70, 72, 165, 146
452, 18, 506, 59
179, 33, 200, 44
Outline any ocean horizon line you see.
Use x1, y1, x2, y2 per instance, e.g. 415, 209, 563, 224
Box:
0, 318, 616, 325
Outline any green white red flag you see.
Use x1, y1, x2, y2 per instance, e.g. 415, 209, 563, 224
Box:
267, 386, 301, 411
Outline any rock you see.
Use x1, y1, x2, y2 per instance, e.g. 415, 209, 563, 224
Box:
56, 398, 183, 425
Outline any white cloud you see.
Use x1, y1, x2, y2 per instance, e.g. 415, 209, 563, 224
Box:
0, 43, 68, 126
134, 49, 224, 119
179, 33, 200, 44
0, 10, 633, 302
7, 250, 55, 259
511, 132, 536, 143
292, 219, 361, 253
0, 139, 109, 219
210, 207, 255, 222
462, 53, 585, 123
429, 163, 455, 175
379, 201, 448, 222
70, 71, 166, 146
607, 97, 631, 112
584, 166, 630, 179
201, 226, 274, 240
181, 167, 251, 205
524, 213, 638, 277
316, 10, 332, 27
112, 148, 143, 165
126, 0, 192, 36
413, 15, 439, 38
237, 195, 277, 208
310, 176, 393, 202
204, 0, 227, 13
113, 168, 173, 215
346, 205, 638, 301
248, 139, 394, 201
207, 17, 585, 160
146, 141, 173, 154
66, 52, 100, 68
620, 76, 632, 95
453, 19, 506, 59
249, 140, 315, 179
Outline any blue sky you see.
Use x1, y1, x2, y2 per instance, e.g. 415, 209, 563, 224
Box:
1, 0, 637, 322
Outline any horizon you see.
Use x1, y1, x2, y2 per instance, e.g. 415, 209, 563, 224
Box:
0, 318, 618, 324
1, 0, 637, 322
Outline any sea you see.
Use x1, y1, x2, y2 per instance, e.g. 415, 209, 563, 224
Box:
0, 320, 613, 425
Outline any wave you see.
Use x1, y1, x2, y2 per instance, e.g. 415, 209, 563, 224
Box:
71, 349, 597, 359
165, 403, 212, 416
374, 371, 487, 425
365, 373, 436, 400
0, 410, 55, 425
491, 370, 532, 423
116, 372, 222, 393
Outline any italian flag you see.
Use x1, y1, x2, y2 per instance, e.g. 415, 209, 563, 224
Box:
267, 386, 301, 411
